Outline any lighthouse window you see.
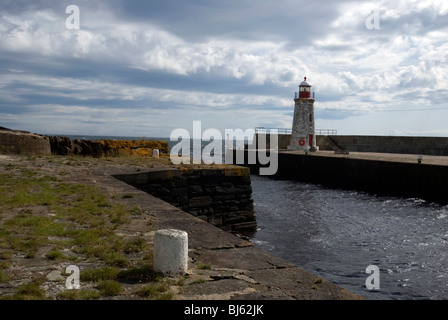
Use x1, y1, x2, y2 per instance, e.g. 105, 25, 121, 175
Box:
309, 114, 312, 122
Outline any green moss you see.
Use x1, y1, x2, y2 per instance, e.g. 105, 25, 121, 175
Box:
0, 167, 134, 259
134, 284, 172, 300
97, 280, 122, 296
193, 279, 206, 284
0, 156, 170, 300
197, 263, 212, 270
1, 214, 68, 257
45, 250, 65, 261
128, 205, 143, 216
0, 260, 11, 269
80, 267, 121, 282
118, 266, 161, 283
11, 279, 46, 300
103, 253, 130, 268
123, 238, 146, 254
69, 228, 126, 264
0, 270, 9, 283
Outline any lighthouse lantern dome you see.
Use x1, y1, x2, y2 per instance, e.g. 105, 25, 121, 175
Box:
298, 77, 312, 99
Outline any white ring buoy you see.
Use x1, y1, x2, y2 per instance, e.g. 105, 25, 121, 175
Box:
299, 139, 306, 146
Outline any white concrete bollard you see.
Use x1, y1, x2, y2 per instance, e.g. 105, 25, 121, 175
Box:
153, 229, 188, 275
153, 149, 159, 158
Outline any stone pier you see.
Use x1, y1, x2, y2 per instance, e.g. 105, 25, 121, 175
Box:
113, 167, 257, 235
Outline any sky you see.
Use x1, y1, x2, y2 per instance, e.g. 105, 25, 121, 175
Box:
1, 0, 448, 138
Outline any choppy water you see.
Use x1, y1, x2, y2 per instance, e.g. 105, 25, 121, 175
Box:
249, 175, 448, 300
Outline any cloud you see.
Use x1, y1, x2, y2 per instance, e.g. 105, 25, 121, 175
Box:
115, 0, 342, 44
0, 0, 448, 137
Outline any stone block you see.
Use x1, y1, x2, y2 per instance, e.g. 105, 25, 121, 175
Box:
188, 196, 213, 208
0, 128, 51, 156
153, 229, 188, 275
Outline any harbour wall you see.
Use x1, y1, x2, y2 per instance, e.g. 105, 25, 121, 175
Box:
0, 127, 169, 157
0, 127, 51, 156
242, 150, 448, 205
255, 134, 448, 156
113, 167, 257, 234
324, 135, 448, 156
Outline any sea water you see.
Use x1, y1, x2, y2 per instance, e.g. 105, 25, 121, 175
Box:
249, 175, 448, 300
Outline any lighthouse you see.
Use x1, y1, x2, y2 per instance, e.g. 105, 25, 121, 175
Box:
287, 77, 318, 151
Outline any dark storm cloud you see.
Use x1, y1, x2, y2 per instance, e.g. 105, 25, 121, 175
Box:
115, 0, 341, 44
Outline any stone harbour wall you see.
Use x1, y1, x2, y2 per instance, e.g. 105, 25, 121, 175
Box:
0, 127, 51, 156
255, 133, 448, 156
113, 167, 256, 235
242, 150, 448, 205
0, 127, 169, 158
326, 135, 448, 156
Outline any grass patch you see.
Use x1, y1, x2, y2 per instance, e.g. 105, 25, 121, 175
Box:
118, 266, 162, 283
1, 213, 68, 258
1, 279, 46, 300
0, 270, 9, 283
0, 260, 10, 269
129, 205, 143, 216
123, 238, 147, 254
193, 279, 206, 284
55, 187, 129, 228
197, 263, 212, 270
80, 265, 161, 284
134, 284, 172, 300
69, 229, 136, 266
0, 251, 13, 260
97, 280, 122, 296
0, 156, 167, 299
102, 253, 130, 268
0, 172, 62, 208
45, 250, 66, 261
80, 267, 121, 282
0, 167, 133, 260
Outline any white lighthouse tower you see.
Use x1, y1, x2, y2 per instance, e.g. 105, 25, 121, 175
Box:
287, 77, 318, 151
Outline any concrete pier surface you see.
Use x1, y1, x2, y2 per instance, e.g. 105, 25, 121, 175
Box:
91, 161, 363, 300
283, 150, 448, 166
0, 154, 362, 300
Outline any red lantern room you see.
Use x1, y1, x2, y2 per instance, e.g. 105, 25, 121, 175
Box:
298, 77, 311, 99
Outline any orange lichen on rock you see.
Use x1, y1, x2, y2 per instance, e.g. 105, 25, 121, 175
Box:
96, 140, 168, 157
49, 136, 169, 157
